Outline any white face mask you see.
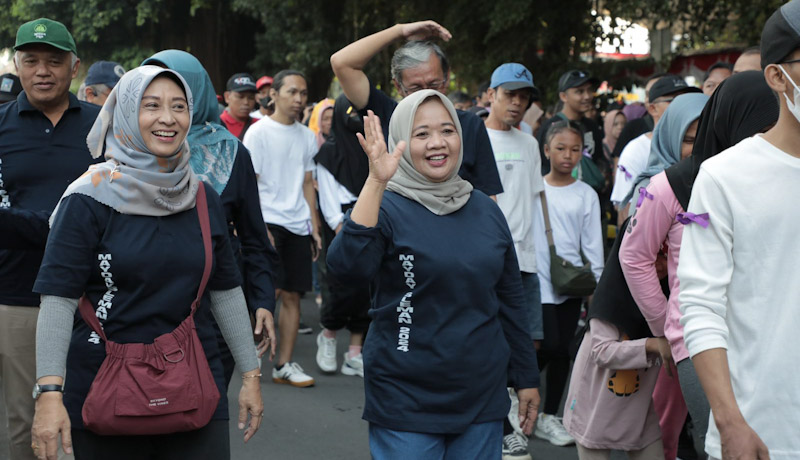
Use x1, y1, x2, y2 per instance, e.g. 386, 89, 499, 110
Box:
778, 65, 800, 123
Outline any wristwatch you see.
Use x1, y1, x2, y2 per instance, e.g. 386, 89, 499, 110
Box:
32, 383, 63, 400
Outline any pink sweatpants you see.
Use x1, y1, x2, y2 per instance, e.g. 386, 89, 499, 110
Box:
652, 362, 687, 460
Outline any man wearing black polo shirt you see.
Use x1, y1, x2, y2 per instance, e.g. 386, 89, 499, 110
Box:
0, 18, 99, 460
330, 20, 503, 198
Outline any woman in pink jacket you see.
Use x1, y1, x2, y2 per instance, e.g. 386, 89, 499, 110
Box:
619, 72, 778, 459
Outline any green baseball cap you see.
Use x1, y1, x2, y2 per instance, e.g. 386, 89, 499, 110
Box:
14, 18, 77, 55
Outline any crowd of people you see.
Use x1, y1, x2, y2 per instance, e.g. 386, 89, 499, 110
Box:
1, 2, 799, 459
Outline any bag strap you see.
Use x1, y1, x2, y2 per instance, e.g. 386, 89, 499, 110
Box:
238, 117, 253, 141
77, 185, 213, 342
539, 190, 556, 248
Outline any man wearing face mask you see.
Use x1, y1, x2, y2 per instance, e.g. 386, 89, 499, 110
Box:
678, 1, 800, 459
250, 75, 273, 120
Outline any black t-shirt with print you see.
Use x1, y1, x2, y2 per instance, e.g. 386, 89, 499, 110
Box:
34, 182, 242, 429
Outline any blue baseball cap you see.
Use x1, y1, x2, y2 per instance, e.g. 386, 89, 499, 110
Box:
490, 63, 534, 90
85, 61, 126, 88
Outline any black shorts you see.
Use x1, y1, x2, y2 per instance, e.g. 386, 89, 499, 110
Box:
268, 224, 312, 293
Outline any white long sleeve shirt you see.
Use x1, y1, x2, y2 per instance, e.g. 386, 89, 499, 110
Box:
533, 179, 604, 305
679, 135, 800, 460
316, 164, 357, 231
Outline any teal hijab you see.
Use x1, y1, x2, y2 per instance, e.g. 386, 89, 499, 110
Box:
142, 50, 237, 195
624, 92, 708, 205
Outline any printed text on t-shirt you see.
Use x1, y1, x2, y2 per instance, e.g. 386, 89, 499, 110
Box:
89, 253, 117, 345
397, 254, 416, 352
0, 158, 10, 208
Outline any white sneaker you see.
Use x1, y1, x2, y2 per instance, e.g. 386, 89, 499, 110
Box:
502, 433, 532, 460
507, 388, 525, 438
272, 362, 315, 387
534, 413, 575, 446
316, 332, 337, 373
341, 352, 364, 377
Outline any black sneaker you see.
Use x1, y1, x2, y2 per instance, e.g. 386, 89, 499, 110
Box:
502, 433, 531, 460
298, 321, 313, 335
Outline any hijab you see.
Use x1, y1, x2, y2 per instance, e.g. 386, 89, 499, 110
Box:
666, 71, 779, 211
622, 102, 647, 121
51, 66, 199, 225
309, 98, 334, 148
386, 90, 473, 215
142, 50, 237, 196
314, 93, 371, 197
603, 109, 624, 153
623, 92, 708, 205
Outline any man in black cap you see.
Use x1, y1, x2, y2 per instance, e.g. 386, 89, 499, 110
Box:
78, 60, 125, 106
536, 70, 602, 176
0, 17, 99, 460
221, 72, 257, 139
680, 1, 800, 459
0, 73, 22, 105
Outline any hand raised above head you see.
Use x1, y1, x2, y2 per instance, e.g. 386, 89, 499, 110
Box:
356, 110, 406, 184
400, 21, 452, 42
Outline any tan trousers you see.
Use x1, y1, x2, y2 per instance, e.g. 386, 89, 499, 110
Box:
577, 439, 665, 460
0, 304, 38, 460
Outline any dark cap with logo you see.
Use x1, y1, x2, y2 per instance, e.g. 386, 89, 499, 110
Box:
226, 73, 257, 92
0, 74, 22, 103
14, 18, 77, 55
85, 61, 126, 88
648, 74, 702, 101
761, 0, 800, 68
558, 70, 599, 93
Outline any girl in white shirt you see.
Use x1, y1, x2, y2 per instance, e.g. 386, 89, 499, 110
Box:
532, 121, 604, 446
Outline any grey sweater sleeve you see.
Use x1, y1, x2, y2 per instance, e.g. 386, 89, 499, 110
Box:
36, 295, 79, 379
210, 287, 260, 373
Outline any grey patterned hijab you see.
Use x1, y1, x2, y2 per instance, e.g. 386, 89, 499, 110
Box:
51, 66, 199, 224
386, 90, 472, 215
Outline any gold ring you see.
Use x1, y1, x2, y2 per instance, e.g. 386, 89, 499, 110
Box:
31, 443, 38, 450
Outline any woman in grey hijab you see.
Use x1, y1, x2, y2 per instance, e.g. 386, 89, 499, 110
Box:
31, 66, 263, 459
327, 90, 540, 459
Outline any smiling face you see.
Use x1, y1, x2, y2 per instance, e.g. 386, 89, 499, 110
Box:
15, 44, 79, 109
408, 98, 461, 183
138, 75, 190, 157
545, 129, 583, 175
560, 82, 594, 115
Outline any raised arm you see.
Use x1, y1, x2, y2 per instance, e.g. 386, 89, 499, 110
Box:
330, 21, 451, 109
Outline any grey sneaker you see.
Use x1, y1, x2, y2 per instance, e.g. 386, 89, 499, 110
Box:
316, 332, 337, 373
502, 433, 532, 460
534, 413, 575, 446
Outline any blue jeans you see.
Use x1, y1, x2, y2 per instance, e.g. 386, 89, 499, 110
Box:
369, 421, 502, 460
521, 272, 544, 340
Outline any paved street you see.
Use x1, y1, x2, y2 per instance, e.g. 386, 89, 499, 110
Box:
1, 295, 634, 459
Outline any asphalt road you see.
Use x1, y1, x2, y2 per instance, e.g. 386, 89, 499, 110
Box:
2, 295, 636, 460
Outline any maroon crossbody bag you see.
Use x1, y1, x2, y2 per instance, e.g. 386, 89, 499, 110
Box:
77, 185, 220, 435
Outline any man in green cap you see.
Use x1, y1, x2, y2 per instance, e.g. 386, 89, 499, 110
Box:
0, 17, 99, 460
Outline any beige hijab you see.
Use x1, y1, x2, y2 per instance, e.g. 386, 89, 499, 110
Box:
386, 90, 472, 215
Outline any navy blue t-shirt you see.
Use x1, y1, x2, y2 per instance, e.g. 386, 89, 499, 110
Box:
34, 183, 242, 428
365, 84, 504, 196
0, 91, 101, 306
327, 191, 539, 434
218, 142, 277, 313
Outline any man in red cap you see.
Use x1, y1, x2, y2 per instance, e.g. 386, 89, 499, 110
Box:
251, 75, 274, 120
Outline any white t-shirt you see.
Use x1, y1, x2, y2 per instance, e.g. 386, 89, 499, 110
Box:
679, 135, 800, 460
610, 133, 651, 205
249, 110, 264, 120
243, 116, 317, 235
533, 179, 604, 305
488, 127, 543, 273
316, 164, 357, 231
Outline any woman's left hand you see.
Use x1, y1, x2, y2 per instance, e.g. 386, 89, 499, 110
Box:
516, 388, 541, 436
238, 369, 264, 443
254, 308, 276, 361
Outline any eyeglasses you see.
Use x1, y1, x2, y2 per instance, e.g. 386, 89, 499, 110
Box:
398, 79, 447, 94
780, 58, 800, 66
